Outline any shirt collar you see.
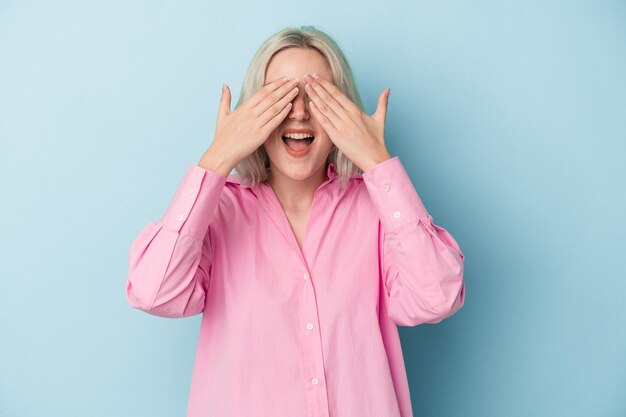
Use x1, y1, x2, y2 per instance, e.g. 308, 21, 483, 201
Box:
227, 162, 337, 189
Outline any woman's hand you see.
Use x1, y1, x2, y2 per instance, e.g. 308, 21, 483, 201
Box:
199, 77, 299, 176
303, 73, 392, 172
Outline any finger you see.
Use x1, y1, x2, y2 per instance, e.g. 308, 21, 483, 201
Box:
305, 81, 343, 128
373, 88, 389, 124
258, 85, 299, 127
308, 99, 338, 135
305, 80, 346, 124
247, 77, 293, 111
254, 78, 299, 117
217, 83, 231, 123
310, 74, 362, 116
260, 102, 293, 138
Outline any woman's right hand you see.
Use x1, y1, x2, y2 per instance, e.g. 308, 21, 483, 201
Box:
199, 77, 299, 177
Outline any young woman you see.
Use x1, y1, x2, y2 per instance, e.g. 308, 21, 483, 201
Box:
126, 26, 466, 417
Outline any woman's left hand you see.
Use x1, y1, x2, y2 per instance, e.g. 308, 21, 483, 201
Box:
304, 73, 392, 172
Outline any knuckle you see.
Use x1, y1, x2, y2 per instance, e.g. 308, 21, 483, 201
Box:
271, 90, 283, 102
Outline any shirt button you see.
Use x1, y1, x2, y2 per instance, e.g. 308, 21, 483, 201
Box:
177, 214, 185, 221
188, 187, 195, 194
311, 377, 320, 385
393, 211, 401, 219
303, 272, 310, 280
306, 323, 314, 330
383, 184, 390, 192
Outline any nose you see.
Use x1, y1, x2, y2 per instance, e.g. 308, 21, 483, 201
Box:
287, 83, 310, 121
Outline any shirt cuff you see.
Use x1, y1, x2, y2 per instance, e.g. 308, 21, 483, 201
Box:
362, 156, 430, 234
161, 163, 227, 240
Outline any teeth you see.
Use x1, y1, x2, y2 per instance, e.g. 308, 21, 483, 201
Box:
283, 133, 314, 140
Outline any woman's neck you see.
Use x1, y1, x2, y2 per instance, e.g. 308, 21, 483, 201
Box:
267, 164, 329, 212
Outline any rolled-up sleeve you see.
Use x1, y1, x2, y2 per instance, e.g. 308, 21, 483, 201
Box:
125, 163, 226, 318
362, 156, 466, 326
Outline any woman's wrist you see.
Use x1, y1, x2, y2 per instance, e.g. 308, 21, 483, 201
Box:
198, 147, 236, 178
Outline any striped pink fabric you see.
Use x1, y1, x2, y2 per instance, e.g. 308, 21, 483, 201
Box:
126, 156, 466, 417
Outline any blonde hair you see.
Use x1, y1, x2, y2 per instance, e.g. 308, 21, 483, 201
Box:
233, 25, 365, 189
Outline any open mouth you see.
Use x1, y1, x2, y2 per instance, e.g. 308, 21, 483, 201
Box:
281, 134, 315, 152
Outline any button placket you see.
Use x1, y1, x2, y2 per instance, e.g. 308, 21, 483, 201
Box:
299, 268, 330, 414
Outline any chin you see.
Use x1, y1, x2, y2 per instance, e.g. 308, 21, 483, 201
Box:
264, 134, 332, 180
273, 160, 318, 180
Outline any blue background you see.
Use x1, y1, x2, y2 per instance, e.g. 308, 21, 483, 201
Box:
1, 1, 624, 416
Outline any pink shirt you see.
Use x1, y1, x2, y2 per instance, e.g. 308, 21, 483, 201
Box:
125, 156, 466, 417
